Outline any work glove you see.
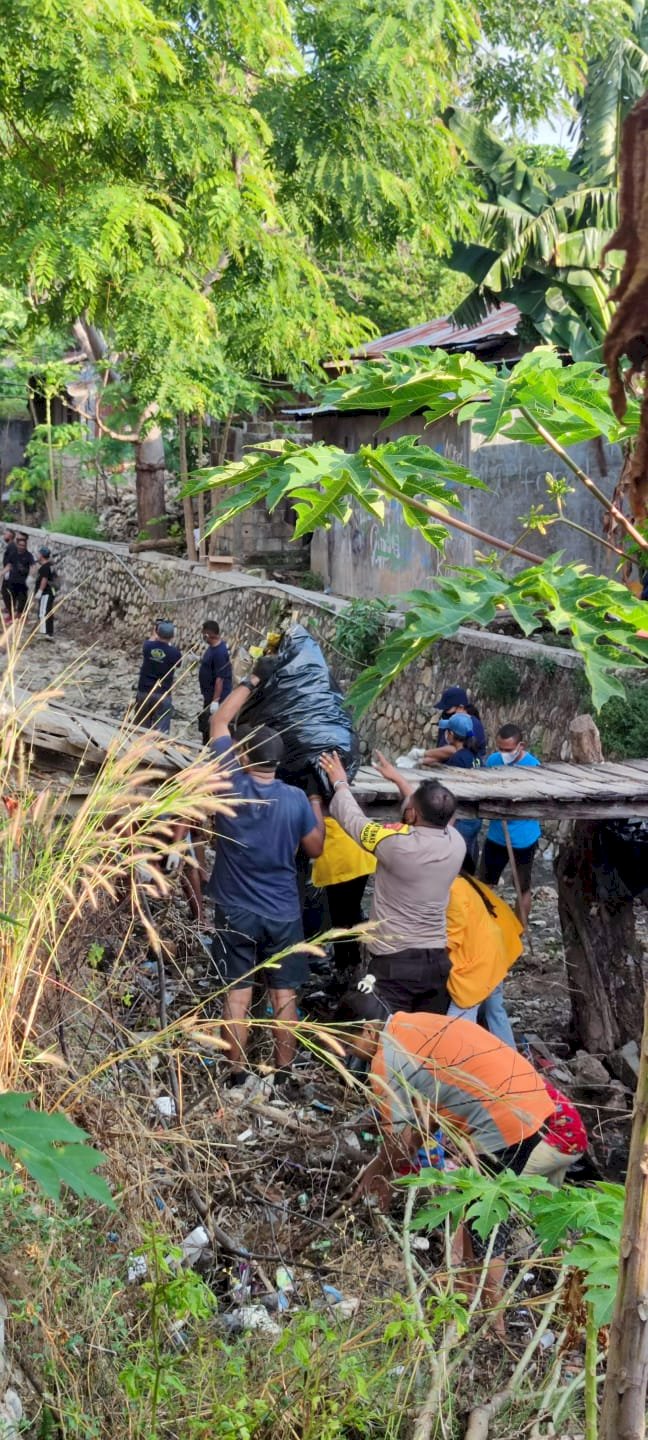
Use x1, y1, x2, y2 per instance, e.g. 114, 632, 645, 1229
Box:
165, 851, 182, 875
357, 974, 376, 995
209, 701, 220, 714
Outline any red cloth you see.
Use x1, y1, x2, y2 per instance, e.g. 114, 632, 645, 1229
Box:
544, 1083, 587, 1156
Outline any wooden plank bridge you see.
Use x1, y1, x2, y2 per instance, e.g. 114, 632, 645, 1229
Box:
3, 689, 647, 820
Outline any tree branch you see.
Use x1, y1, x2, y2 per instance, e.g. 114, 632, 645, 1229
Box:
519, 405, 648, 552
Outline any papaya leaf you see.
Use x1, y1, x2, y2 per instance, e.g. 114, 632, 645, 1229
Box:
0, 1092, 113, 1207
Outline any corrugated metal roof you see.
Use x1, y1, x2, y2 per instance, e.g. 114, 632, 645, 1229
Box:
354, 302, 521, 358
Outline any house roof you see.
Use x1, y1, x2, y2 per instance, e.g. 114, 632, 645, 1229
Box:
353, 302, 521, 359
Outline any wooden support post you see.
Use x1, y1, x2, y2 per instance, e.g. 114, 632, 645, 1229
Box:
555, 714, 644, 1056
501, 819, 534, 956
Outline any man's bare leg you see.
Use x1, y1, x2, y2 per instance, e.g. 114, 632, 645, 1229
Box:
222, 986, 253, 1073
518, 888, 532, 926
269, 988, 298, 1071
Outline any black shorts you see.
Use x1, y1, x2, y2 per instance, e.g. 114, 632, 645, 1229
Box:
482, 839, 537, 893
212, 903, 309, 991
468, 1132, 542, 1258
369, 947, 450, 1015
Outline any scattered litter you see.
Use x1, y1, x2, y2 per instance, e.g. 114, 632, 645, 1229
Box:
310, 1099, 334, 1114
153, 1095, 177, 1120
410, 1237, 429, 1252
224, 1305, 281, 1335
180, 1225, 210, 1266
276, 1266, 295, 1293
322, 1284, 360, 1319
345, 1132, 361, 1152
153, 1195, 165, 1212
540, 1330, 556, 1349
237, 1128, 254, 1142
127, 1254, 148, 1283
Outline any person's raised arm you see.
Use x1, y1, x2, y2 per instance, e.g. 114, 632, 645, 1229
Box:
300, 786, 325, 858
209, 675, 260, 740
373, 749, 414, 801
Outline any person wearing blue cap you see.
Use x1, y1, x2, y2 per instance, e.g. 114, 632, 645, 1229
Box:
134, 619, 182, 734
429, 685, 487, 760
428, 711, 483, 863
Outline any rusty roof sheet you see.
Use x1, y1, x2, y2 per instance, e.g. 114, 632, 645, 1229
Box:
354, 302, 521, 358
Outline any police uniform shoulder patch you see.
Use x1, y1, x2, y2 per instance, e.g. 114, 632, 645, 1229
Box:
360, 820, 411, 853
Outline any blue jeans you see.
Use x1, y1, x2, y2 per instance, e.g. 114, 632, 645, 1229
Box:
455, 818, 482, 866
447, 982, 516, 1049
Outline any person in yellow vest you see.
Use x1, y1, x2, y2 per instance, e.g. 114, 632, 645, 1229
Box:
446, 867, 523, 1048
312, 816, 376, 979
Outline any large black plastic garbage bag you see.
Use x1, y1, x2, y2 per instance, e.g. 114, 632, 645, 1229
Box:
236, 624, 360, 789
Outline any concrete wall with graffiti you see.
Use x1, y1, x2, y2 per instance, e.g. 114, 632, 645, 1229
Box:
310, 409, 620, 599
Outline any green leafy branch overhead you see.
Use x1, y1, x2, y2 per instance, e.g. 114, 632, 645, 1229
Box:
189, 345, 648, 713
0, 1092, 112, 1206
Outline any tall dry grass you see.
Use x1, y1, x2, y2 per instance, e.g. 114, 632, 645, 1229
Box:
0, 614, 236, 1091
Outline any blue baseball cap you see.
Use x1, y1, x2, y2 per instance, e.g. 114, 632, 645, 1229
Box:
439, 713, 474, 739
434, 686, 469, 710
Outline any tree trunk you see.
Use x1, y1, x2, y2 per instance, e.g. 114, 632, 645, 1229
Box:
135, 420, 167, 541
177, 411, 197, 561
600, 988, 648, 1440
555, 715, 644, 1056
555, 825, 645, 1054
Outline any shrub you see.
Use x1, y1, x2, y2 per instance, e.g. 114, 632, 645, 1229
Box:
475, 656, 521, 704
598, 684, 648, 759
334, 598, 391, 668
45, 509, 103, 540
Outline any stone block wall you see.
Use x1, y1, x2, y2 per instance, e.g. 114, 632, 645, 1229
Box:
25, 527, 588, 760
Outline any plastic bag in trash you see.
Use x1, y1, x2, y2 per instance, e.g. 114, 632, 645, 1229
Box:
236, 625, 359, 792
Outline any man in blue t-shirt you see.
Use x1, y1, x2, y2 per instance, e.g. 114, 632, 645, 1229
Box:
206, 677, 325, 1085
198, 618, 232, 745
134, 620, 182, 734
480, 723, 541, 924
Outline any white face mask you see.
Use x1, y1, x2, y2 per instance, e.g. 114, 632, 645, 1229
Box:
499, 748, 520, 765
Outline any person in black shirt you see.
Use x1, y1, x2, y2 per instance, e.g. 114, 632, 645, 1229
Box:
4, 534, 35, 618
36, 546, 56, 638
426, 712, 483, 864
1, 529, 17, 616
428, 685, 487, 761
197, 618, 232, 744
134, 620, 182, 734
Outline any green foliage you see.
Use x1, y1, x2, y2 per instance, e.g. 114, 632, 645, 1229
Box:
326, 248, 470, 337
476, 656, 521, 704
334, 599, 391, 668
597, 684, 648, 759
46, 510, 104, 540
350, 560, 648, 714
410, 1167, 624, 1327
444, 6, 648, 361
190, 432, 484, 552
0, 1093, 111, 1205
192, 346, 648, 713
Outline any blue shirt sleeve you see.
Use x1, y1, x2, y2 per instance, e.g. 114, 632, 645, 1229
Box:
209, 733, 242, 776
485, 752, 501, 767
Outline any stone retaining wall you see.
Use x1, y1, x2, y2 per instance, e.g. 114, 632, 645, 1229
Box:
26, 527, 588, 760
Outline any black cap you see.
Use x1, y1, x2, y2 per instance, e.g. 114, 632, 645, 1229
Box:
434, 685, 469, 710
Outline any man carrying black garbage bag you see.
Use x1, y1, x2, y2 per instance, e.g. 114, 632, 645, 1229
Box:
206, 676, 325, 1090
